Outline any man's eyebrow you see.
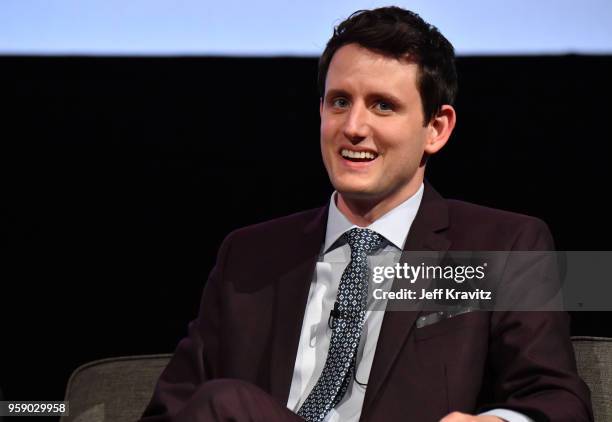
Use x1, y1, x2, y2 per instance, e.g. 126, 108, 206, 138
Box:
366, 91, 404, 105
324, 89, 404, 105
324, 89, 350, 100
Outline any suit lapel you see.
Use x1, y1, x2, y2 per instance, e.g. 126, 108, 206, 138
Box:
267, 182, 452, 411
268, 206, 328, 404
361, 181, 452, 418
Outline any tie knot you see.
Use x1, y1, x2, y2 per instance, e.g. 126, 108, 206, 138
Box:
345, 227, 384, 254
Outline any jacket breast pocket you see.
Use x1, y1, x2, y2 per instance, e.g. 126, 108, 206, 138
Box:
413, 311, 488, 341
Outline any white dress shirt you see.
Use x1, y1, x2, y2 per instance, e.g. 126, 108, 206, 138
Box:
286, 183, 532, 422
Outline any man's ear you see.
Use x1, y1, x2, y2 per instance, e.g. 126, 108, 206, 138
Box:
424, 105, 456, 155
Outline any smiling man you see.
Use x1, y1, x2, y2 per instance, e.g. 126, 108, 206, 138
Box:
140, 7, 592, 422
320, 42, 454, 226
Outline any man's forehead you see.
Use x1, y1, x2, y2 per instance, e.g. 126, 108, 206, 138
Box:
325, 44, 420, 96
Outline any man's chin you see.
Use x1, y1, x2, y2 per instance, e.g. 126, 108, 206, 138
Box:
335, 186, 383, 202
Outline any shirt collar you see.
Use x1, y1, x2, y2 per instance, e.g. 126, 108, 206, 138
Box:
324, 183, 424, 253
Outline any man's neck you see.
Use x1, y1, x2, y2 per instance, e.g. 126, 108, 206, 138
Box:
336, 180, 423, 227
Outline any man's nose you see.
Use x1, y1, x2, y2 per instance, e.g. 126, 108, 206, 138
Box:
343, 103, 370, 142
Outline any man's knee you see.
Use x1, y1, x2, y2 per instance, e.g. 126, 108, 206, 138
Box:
174, 379, 263, 421
176, 379, 301, 422
197, 378, 265, 409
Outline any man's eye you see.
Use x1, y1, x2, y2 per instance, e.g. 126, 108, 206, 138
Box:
375, 101, 393, 112
332, 98, 349, 108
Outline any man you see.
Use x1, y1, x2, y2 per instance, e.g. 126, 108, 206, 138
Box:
140, 7, 592, 422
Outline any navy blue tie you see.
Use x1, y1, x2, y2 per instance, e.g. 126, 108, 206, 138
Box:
297, 228, 384, 422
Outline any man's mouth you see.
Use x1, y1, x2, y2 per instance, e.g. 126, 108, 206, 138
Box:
340, 148, 378, 162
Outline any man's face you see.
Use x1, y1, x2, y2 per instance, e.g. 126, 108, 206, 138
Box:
320, 43, 435, 205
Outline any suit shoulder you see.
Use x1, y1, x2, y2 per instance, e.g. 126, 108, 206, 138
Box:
222, 207, 325, 246
446, 199, 546, 227
445, 199, 553, 250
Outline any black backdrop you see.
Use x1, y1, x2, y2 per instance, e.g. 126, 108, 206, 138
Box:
1, 55, 611, 405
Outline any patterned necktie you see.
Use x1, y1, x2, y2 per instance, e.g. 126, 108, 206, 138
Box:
297, 227, 384, 422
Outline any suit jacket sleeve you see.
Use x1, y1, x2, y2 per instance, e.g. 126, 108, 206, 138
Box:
138, 232, 234, 421
478, 218, 593, 422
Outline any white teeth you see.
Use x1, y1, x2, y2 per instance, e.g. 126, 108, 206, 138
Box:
341, 149, 377, 160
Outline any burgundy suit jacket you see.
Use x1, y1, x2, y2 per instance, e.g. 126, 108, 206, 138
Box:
140, 182, 593, 421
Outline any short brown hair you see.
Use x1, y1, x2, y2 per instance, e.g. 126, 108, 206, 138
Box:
318, 6, 458, 125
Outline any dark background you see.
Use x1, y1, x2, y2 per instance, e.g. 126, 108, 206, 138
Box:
1, 55, 611, 405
